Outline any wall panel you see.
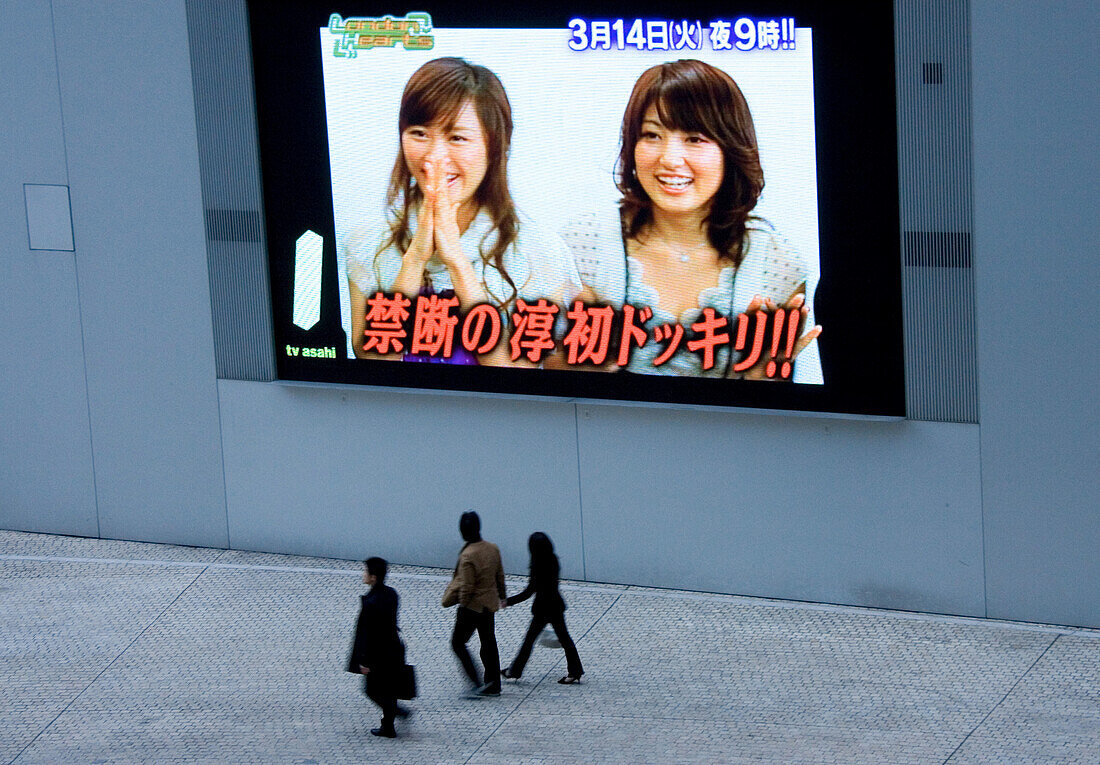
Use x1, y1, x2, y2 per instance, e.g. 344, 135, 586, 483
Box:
576, 405, 985, 615
217, 380, 585, 579
0, 0, 97, 537
971, 0, 1100, 627
51, 0, 227, 546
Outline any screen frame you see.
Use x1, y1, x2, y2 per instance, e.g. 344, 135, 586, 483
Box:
247, 0, 905, 418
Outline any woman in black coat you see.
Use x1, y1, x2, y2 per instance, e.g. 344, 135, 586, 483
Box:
347, 557, 408, 737
501, 532, 584, 684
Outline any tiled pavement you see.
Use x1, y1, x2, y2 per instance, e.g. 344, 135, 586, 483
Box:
1, 530, 1098, 764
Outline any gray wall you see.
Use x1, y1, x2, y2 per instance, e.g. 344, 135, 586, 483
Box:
0, 0, 97, 538
2, 0, 227, 547
970, 0, 1100, 625
2, 0, 1097, 627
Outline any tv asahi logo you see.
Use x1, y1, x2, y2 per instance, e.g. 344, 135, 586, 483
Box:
328, 12, 434, 56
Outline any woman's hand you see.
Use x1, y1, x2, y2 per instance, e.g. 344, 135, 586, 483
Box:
359, 665, 370, 675
406, 162, 436, 265
421, 157, 489, 312
430, 160, 466, 270
389, 160, 439, 301
735, 292, 822, 381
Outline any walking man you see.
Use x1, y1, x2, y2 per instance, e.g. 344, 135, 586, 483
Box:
348, 557, 409, 737
442, 511, 506, 696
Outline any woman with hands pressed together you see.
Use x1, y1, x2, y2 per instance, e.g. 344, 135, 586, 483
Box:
563, 59, 823, 381
346, 57, 579, 367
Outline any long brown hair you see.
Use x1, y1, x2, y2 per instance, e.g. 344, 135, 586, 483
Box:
617, 60, 764, 266
379, 57, 519, 307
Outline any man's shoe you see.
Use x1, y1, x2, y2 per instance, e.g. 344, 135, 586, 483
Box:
476, 682, 501, 696
370, 726, 397, 738
395, 705, 412, 718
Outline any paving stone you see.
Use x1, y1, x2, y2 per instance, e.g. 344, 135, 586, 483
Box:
2, 529, 1098, 764
0, 530, 224, 564
946, 633, 1100, 765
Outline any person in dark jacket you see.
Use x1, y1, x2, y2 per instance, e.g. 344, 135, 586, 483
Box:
347, 557, 409, 738
501, 532, 584, 684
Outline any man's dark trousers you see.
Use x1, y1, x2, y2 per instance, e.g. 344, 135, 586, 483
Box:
451, 606, 500, 690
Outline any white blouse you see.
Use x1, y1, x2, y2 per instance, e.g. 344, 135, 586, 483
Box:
560, 208, 823, 383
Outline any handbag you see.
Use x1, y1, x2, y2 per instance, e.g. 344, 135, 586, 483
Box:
396, 664, 417, 700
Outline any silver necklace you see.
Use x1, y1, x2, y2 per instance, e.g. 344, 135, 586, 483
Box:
647, 226, 711, 263
664, 240, 711, 264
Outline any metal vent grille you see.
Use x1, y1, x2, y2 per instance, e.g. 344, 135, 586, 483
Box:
895, 0, 979, 423
186, 0, 275, 382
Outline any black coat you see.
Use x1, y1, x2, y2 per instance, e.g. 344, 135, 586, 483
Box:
506, 554, 566, 618
346, 584, 405, 673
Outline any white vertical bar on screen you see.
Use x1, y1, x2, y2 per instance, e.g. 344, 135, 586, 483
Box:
293, 229, 323, 330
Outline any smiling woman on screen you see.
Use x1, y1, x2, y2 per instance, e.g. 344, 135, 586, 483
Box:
564, 59, 823, 381
345, 57, 579, 367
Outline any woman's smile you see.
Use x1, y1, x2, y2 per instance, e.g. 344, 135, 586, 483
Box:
654, 173, 694, 193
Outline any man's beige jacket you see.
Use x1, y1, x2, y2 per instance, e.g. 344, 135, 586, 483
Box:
442, 540, 506, 612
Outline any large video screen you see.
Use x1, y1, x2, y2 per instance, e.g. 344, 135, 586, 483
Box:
248, 1, 904, 416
